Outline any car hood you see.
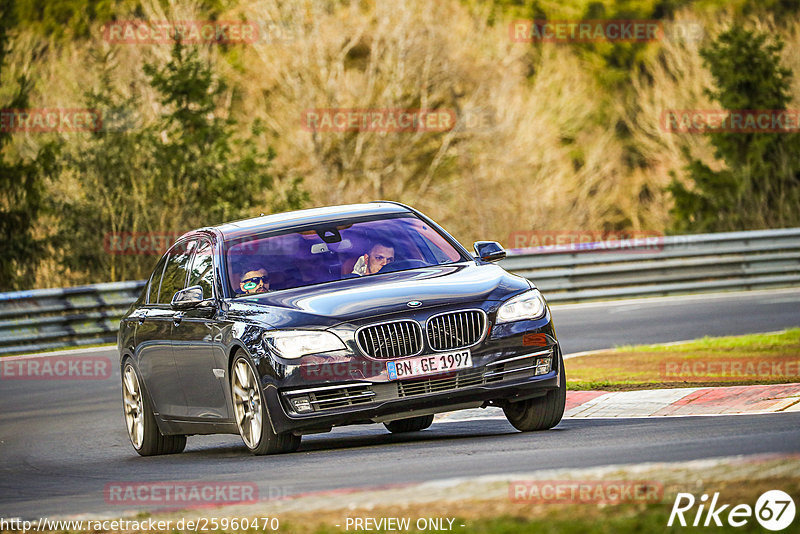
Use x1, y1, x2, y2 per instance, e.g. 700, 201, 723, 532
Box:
226, 263, 531, 328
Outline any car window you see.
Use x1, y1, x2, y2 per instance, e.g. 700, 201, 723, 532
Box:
146, 255, 168, 305
225, 214, 465, 295
407, 218, 463, 263
157, 240, 195, 304
187, 239, 215, 299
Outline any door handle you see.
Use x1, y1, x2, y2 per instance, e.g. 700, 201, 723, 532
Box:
173, 312, 185, 327
138, 311, 148, 325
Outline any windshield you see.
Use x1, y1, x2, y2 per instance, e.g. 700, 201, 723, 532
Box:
225, 214, 465, 296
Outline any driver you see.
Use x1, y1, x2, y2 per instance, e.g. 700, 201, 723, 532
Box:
238, 264, 270, 294
352, 241, 395, 276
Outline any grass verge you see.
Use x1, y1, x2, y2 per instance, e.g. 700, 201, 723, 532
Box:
566, 328, 800, 390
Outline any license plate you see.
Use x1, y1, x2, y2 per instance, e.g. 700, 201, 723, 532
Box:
386, 349, 472, 380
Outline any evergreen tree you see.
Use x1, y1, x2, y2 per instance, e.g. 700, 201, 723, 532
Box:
668, 25, 800, 232
143, 42, 304, 227
0, 1, 58, 290
55, 42, 307, 282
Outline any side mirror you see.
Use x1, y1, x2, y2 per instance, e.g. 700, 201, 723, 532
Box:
473, 241, 506, 263
171, 286, 205, 309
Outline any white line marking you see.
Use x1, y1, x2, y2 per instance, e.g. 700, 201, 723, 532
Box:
435, 410, 798, 422
550, 287, 800, 310
2, 345, 116, 361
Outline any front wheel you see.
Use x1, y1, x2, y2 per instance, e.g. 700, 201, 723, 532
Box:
502, 354, 566, 431
384, 414, 435, 433
231, 354, 300, 455
122, 360, 186, 456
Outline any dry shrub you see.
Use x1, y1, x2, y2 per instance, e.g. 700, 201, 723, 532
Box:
6, 0, 800, 286
623, 10, 723, 233
236, 0, 641, 245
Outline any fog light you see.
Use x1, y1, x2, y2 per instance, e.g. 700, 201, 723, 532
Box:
290, 396, 313, 413
534, 357, 552, 375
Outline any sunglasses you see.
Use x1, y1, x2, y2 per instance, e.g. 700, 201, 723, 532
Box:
241, 276, 269, 290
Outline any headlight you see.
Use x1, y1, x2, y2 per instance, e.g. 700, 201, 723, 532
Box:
496, 289, 547, 323
263, 330, 346, 359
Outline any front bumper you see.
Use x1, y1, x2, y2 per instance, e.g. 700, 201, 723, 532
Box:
264, 346, 563, 434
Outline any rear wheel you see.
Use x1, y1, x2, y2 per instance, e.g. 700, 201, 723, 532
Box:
122, 361, 186, 456
383, 414, 435, 433
502, 354, 566, 431
231, 354, 300, 455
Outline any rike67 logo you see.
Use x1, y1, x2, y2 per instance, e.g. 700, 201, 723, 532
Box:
668, 490, 796, 531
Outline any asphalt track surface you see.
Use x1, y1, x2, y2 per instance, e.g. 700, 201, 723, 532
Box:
1, 289, 799, 520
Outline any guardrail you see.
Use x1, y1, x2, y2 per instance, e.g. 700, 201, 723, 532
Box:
0, 281, 145, 356
1, 228, 798, 356
501, 227, 800, 302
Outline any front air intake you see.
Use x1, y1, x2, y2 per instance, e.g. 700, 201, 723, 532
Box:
426, 310, 486, 351
357, 320, 423, 359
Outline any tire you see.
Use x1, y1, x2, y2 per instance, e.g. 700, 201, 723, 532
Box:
122, 360, 186, 456
383, 414, 435, 433
231, 354, 301, 455
502, 353, 566, 432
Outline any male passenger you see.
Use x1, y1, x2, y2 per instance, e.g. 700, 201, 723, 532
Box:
352, 242, 395, 276
239, 264, 270, 294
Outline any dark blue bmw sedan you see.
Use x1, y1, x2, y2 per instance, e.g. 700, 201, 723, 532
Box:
118, 202, 565, 455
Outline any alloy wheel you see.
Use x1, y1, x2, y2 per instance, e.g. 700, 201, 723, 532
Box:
232, 359, 263, 449
122, 364, 144, 449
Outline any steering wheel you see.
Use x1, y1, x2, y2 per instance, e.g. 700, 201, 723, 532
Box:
380, 258, 428, 273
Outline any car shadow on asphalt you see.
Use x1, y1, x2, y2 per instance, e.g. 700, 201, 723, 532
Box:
169, 418, 576, 458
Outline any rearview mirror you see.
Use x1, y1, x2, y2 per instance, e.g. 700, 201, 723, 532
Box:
473, 241, 506, 263
171, 286, 205, 309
